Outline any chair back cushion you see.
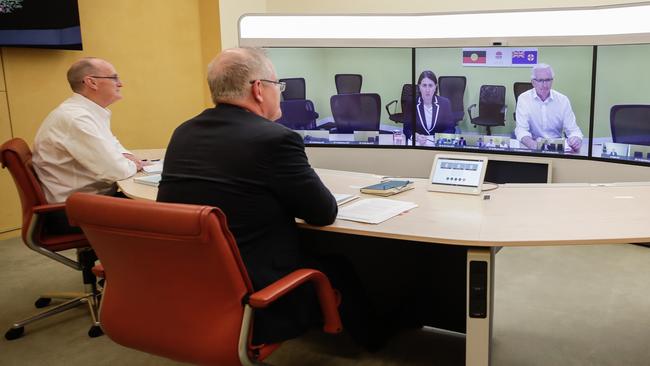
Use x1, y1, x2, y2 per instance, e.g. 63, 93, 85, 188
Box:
478, 85, 506, 120
280, 77, 306, 100
330, 93, 381, 133
0, 138, 48, 240
67, 193, 254, 365
334, 74, 362, 94
513, 82, 533, 103
438, 76, 467, 114
277, 99, 319, 130
610, 104, 650, 145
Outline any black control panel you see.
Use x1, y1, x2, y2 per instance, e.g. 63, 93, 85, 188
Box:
469, 260, 488, 318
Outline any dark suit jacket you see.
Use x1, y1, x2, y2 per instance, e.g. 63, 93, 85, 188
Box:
403, 95, 456, 137
157, 103, 338, 344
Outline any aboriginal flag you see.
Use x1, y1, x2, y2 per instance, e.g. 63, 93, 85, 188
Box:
462, 50, 486, 64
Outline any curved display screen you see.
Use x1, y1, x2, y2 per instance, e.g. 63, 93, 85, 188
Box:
267, 45, 650, 166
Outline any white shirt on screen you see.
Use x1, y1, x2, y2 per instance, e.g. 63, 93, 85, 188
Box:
33, 93, 137, 203
514, 89, 583, 141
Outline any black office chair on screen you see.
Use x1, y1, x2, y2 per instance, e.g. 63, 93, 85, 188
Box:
276, 99, 319, 130
610, 104, 650, 145
468, 85, 507, 135
438, 76, 467, 125
279, 77, 306, 100
330, 93, 381, 133
335, 74, 362, 94
385, 84, 414, 124
513, 82, 533, 121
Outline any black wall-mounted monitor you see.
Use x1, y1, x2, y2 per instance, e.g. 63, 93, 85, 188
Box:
0, 0, 83, 50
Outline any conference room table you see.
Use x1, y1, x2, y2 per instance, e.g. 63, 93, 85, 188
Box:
119, 149, 650, 366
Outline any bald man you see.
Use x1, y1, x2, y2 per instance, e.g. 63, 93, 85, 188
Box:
156, 48, 349, 346
33, 57, 144, 205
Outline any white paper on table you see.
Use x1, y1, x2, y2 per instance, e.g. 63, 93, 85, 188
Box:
333, 193, 360, 206
143, 162, 163, 174
337, 198, 418, 224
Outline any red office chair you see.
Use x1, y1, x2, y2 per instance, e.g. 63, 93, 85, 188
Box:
0, 138, 101, 340
66, 193, 343, 365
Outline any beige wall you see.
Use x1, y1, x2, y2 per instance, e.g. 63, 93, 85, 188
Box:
0, 0, 220, 234
0, 53, 21, 233
219, 0, 266, 49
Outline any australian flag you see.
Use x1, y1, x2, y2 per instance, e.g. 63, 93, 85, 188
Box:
512, 50, 537, 65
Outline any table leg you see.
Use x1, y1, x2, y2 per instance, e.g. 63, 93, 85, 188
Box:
465, 248, 495, 366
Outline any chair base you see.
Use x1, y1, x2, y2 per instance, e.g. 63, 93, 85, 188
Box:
5, 288, 101, 341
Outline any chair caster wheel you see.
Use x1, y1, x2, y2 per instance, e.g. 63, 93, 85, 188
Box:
34, 297, 52, 308
5, 327, 24, 340
88, 325, 103, 338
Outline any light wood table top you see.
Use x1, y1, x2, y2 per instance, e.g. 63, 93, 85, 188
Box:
118, 149, 650, 247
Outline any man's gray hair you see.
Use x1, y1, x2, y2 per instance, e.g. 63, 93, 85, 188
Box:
207, 48, 274, 104
67, 57, 100, 92
531, 63, 555, 79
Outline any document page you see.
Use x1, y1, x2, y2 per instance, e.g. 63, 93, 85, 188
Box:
143, 161, 163, 174
337, 198, 418, 224
333, 193, 360, 206
133, 174, 161, 187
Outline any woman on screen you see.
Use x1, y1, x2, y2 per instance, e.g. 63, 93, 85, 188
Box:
403, 70, 455, 143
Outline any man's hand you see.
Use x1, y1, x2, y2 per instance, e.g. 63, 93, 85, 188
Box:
123, 153, 144, 171
521, 136, 538, 150
567, 136, 582, 152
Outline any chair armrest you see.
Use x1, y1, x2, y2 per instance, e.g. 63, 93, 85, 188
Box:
467, 104, 477, 120
32, 203, 67, 214
249, 268, 343, 334
385, 100, 398, 116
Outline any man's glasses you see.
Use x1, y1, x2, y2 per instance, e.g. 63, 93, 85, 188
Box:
533, 78, 553, 84
249, 79, 286, 92
89, 75, 121, 82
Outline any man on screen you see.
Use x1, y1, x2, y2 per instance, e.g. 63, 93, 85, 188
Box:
515, 63, 583, 152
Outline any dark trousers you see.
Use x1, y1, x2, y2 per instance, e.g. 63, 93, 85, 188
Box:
43, 191, 128, 235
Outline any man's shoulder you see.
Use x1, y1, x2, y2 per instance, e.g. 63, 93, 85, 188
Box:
550, 89, 570, 101
522, 88, 536, 97
174, 106, 299, 144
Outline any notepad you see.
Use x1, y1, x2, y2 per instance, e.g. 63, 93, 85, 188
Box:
133, 174, 161, 187
142, 162, 163, 174
360, 180, 414, 196
337, 198, 417, 224
333, 193, 359, 206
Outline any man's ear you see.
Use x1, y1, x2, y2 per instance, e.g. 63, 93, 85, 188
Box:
251, 81, 264, 103
83, 76, 99, 91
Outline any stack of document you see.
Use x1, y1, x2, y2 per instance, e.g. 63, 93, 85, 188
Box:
143, 161, 163, 174
333, 193, 359, 206
337, 198, 417, 224
133, 174, 161, 187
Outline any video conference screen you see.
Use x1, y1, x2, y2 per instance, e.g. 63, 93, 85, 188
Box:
593, 44, 650, 164
267, 45, 650, 166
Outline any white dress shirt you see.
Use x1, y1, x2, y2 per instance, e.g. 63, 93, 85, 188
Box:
514, 89, 583, 141
33, 93, 137, 203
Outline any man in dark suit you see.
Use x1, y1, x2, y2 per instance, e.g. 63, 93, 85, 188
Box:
157, 48, 373, 347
